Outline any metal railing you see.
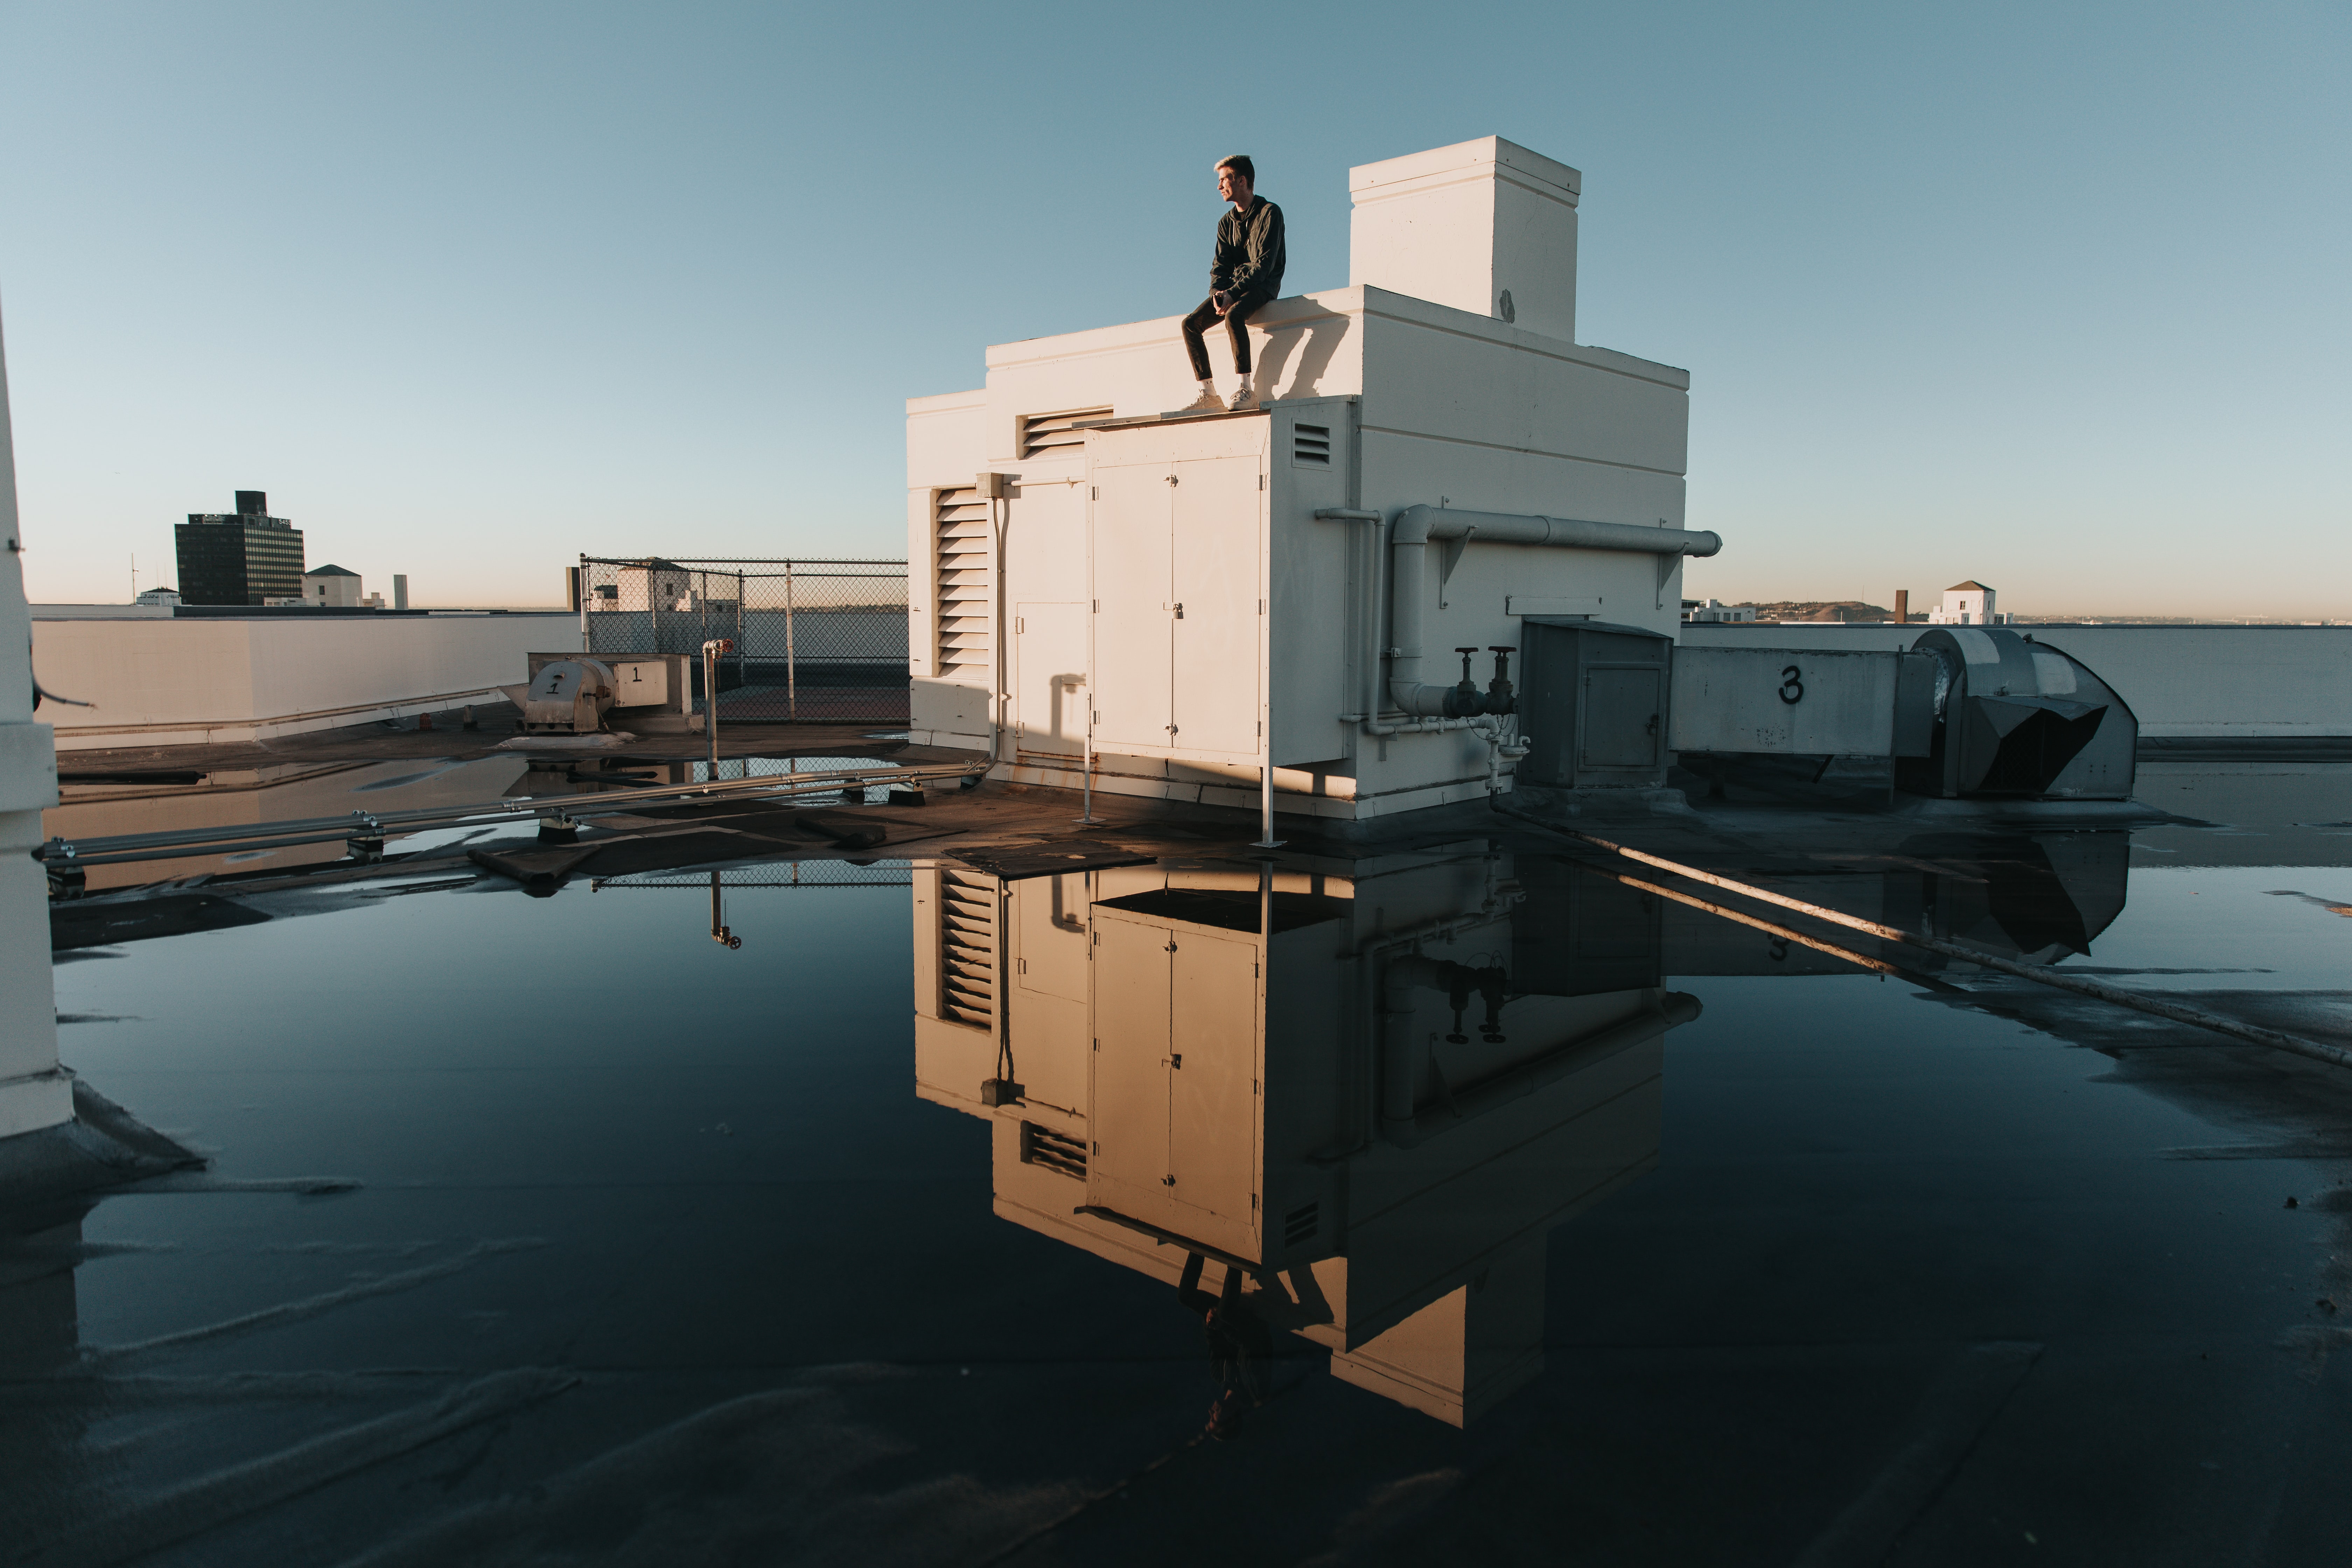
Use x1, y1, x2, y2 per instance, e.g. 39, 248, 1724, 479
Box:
578, 555, 908, 724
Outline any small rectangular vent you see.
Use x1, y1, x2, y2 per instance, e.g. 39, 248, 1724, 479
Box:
938, 868, 999, 1029
1021, 407, 1112, 461
1021, 1122, 1088, 1179
933, 486, 991, 681
1291, 423, 1332, 468
1284, 1201, 1319, 1247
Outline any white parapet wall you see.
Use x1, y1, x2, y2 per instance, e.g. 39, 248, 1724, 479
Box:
0, 305, 70, 1140
32, 612, 581, 751
1678, 624, 2352, 739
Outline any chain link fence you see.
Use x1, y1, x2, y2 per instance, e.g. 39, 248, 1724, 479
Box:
578, 556, 908, 724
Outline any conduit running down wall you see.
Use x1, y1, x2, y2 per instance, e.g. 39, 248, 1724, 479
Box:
1318, 506, 1723, 728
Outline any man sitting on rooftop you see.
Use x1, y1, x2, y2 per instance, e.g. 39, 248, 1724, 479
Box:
1177, 155, 1285, 414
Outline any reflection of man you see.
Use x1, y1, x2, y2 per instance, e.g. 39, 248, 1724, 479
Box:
1177, 156, 1286, 414
1177, 1252, 1271, 1438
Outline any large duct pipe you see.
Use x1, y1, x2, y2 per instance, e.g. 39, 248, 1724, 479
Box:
1384, 505, 1722, 719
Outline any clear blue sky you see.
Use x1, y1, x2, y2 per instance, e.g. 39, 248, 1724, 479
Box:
1, 1, 2344, 614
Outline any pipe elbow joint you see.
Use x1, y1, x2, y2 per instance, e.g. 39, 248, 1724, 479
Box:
1389, 505, 1439, 546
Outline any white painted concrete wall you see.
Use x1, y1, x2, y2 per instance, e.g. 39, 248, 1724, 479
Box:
1679, 624, 2352, 738
0, 307, 70, 1140
1349, 136, 1580, 343
34, 613, 579, 751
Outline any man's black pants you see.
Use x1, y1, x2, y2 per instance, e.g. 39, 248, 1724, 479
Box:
1182, 293, 1267, 379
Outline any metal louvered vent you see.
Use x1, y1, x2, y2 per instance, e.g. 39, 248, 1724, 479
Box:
933, 486, 991, 681
1021, 407, 1111, 461
1284, 1201, 1319, 1247
1292, 423, 1332, 467
1021, 1122, 1088, 1179
938, 869, 999, 1029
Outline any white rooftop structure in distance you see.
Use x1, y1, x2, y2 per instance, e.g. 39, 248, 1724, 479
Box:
1929, 581, 1998, 625
905, 136, 1710, 824
303, 564, 364, 608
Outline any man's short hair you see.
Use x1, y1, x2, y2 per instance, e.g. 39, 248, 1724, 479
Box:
1217, 154, 1255, 186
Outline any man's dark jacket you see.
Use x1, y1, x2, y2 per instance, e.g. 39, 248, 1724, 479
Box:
1211, 196, 1285, 304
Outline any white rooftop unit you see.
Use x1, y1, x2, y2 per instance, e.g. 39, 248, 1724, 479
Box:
907, 136, 1712, 824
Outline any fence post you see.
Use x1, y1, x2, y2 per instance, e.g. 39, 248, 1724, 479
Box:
736, 571, 746, 691
784, 561, 798, 721
577, 553, 590, 651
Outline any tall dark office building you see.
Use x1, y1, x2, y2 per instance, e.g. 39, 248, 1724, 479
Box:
175, 490, 305, 606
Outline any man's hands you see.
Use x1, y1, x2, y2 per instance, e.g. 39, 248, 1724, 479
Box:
1212, 289, 1231, 316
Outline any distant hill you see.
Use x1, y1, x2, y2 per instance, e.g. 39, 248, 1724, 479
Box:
1740, 600, 1895, 622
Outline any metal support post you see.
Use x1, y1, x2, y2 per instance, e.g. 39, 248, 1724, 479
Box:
702, 638, 734, 785
1252, 763, 1283, 850
783, 561, 798, 721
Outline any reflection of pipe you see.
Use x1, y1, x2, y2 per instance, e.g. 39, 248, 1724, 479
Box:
1381, 991, 1701, 1148
1563, 828, 2352, 1072
707, 870, 741, 948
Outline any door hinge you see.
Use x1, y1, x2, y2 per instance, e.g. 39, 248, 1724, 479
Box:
1016, 957, 1026, 974
1091, 486, 1098, 499
1258, 599, 1265, 614
1258, 474, 1265, 491
1092, 1037, 1099, 1050
1091, 598, 1099, 612
1251, 1192, 1259, 1210
1014, 616, 1024, 634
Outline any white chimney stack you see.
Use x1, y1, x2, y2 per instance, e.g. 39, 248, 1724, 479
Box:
1348, 136, 1581, 343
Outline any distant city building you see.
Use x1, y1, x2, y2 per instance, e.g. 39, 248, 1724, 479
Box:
175, 490, 304, 606
392, 574, 409, 611
134, 586, 182, 607
303, 564, 364, 608
1681, 597, 1757, 624
604, 559, 693, 612
1928, 580, 1999, 625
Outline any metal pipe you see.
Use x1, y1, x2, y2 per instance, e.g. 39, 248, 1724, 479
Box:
1559, 828, 2352, 1072
38, 761, 986, 867
1386, 505, 1722, 720
1319, 505, 1723, 735
701, 638, 733, 783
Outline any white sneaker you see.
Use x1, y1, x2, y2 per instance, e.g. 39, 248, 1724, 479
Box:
1226, 385, 1259, 411
1177, 388, 1224, 413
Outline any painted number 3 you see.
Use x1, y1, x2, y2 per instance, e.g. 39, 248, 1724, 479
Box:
1778, 665, 1804, 705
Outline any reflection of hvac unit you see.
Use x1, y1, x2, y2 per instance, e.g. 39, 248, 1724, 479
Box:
912, 850, 1699, 1426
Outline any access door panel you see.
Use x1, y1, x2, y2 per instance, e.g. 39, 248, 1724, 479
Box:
1086, 912, 1173, 1216
1089, 462, 1175, 752
1165, 928, 1262, 1255
1169, 455, 1265, 758
1581, 667, 1662, 769
1012, 601, 1087, 759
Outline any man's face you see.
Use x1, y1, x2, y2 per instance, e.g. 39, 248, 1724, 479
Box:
1217, 164, 1250, 205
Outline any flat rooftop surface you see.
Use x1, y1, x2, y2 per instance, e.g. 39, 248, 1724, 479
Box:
8, 755, 2352, 1565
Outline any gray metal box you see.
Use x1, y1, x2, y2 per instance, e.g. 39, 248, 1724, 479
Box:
1514, 618, 1673, 789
